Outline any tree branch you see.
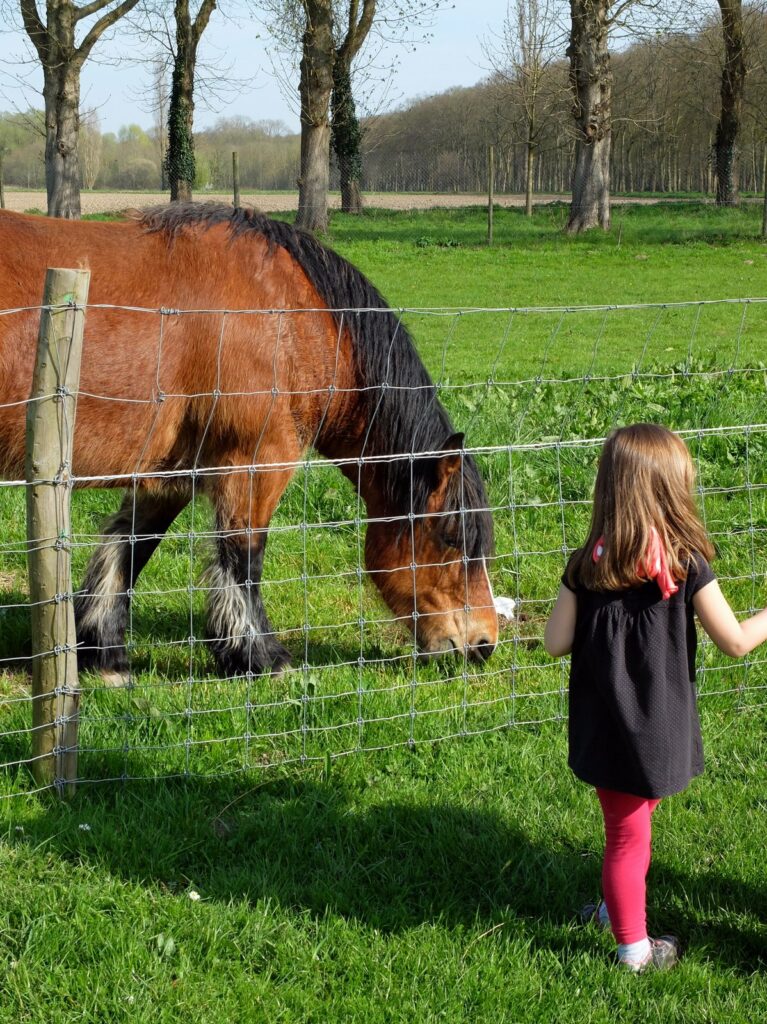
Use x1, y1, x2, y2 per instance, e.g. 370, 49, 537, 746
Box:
340, 0, 376, 62
75, 0, 143, 68
74, 0, 126, 22
19, 0, 48, 63
192, 0, 218, 49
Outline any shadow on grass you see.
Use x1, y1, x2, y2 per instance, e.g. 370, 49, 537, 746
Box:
0, 594, 422, 682
5, 760, 766, 975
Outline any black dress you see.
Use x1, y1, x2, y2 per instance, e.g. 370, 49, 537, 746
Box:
563, 555, 715, 799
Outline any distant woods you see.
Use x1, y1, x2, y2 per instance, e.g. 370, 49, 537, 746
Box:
3, 13, 767, 198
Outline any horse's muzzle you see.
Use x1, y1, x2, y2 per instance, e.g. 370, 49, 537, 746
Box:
418, 637, 496, 663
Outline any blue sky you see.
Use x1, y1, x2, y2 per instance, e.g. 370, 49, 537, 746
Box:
0, 1, 504, 134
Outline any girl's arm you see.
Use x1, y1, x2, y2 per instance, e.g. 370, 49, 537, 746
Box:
544, 584, 577, 657
693, 579, 767, 658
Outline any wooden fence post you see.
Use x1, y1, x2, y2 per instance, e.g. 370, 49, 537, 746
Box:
25, 268, 90, 795
233, 151, 241, 208
487, 145, 495, 246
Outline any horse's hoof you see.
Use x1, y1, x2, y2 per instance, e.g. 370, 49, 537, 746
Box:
269, 647, 292, 678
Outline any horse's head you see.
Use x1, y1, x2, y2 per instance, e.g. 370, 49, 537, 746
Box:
365, 434, 498, 662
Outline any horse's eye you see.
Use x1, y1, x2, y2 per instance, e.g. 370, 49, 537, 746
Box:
441, 532, 462, 551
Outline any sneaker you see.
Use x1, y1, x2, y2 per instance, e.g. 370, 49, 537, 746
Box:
580, 899, 610, 931
620, 935, 681, 973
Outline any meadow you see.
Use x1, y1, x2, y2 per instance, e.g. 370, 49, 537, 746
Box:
0, 202, 765, 1021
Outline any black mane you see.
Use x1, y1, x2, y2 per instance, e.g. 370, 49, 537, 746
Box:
140, 203, 492, 560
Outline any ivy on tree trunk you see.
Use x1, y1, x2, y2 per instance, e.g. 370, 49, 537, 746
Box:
331, 59, 363, 214
165, 0, 217, 204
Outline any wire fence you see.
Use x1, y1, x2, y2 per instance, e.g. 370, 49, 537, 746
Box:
1, 297, 766, 797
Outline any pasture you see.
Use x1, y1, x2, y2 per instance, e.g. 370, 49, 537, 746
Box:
0, 203, 766, 1021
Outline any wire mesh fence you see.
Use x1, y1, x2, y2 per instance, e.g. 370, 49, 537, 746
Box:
1, 297, 766, 797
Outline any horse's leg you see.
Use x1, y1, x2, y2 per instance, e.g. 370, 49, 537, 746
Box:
75, 486, 189, 682
204, 458, 296, 677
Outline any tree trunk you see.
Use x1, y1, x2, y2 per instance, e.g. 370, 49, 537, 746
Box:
331, 57, 363, 214
525, 141, 534, 217
167, 1, 197, 203
715, 0, 745, 207
566, 0, 612, 233
164, 0, 216, 202
42, 61, 82, 218
20, 0, 142, 218
297, 0, 334, 233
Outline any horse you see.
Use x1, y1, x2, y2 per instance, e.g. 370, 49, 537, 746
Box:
0, 204, 497, 680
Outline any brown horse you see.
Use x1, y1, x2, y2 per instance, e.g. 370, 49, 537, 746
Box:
0, 205, 497, 679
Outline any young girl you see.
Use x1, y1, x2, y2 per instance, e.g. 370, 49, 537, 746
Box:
544, 423, 767, 972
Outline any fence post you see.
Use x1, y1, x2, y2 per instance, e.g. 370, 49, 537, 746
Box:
25, 268, 90, 796
232, 151, 240, 208
487, 144, 494, 246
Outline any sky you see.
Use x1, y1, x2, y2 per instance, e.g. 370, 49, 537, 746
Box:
0, 1, 503, 135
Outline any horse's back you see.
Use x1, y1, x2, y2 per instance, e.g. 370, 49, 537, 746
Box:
0, 211, 352, 481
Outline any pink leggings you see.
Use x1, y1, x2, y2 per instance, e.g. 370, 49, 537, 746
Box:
596, 788, 660, 945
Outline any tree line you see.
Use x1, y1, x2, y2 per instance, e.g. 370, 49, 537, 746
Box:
0, 1, 762, 232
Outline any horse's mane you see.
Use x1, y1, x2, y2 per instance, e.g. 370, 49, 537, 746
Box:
139, 204, 492, 559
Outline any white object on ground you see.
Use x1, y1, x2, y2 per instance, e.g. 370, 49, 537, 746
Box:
493, 595, 517, 619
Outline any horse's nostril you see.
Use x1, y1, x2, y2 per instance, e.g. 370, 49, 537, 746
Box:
471, 640, 494, 663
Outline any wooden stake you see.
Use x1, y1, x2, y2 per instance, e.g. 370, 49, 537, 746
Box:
25, 268, 90, 796
233, 151, 241, 209
487, 145, 495, 246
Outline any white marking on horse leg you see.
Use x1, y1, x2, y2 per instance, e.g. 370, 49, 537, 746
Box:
77, 541, 125, 636
204, 559, 252, 656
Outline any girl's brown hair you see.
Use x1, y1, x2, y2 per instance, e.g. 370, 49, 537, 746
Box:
566, 423, 715, 592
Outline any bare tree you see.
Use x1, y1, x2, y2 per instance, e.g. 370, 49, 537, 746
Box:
257, 0, 448, 228
485, 0, 566, 216
566, 0, 685, 232
566, 0, 613, 231
295, 0, 334, 229
79, 109, 103, 188
18, 0, 142, 217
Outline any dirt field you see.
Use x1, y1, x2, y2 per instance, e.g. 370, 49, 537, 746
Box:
2, 189, 670, 216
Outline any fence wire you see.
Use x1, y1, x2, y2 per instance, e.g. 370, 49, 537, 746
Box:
1, 298, 766, 797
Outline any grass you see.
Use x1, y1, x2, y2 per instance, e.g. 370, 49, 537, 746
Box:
1, 204, 766, 1020
1, 703, 765, 1022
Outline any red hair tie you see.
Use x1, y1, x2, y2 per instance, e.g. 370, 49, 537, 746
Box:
592, 526, 678, 600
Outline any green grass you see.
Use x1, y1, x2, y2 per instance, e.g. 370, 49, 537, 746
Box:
1, 703, 765, 1022
1, 204, 767, 1020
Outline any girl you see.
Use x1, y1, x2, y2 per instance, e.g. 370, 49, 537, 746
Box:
544, 423, 767, 973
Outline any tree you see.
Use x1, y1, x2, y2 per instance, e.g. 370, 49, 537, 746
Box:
331, 0, 376, 214
566, 0, 613, 232
714, 0, 746, 205
485, 0, 566, 216
566, 0, 684, 232
257, 0, 448, 228
79, 110, 102, 188
19, 0, 141, 217
295, 0, 335, 230
165, 0, 218, 201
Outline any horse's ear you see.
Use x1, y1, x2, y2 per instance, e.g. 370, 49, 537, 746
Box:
436, 432, 465, 482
